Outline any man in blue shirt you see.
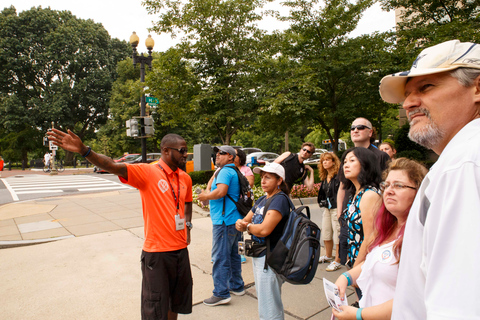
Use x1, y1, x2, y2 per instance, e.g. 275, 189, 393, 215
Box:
198, 145, 245, 306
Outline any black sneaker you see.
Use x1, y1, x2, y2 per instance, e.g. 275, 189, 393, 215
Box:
203, 295, 231, 306
351, 301, 359, 308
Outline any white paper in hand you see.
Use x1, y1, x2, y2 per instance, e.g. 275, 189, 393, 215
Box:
323, 278, 348, 312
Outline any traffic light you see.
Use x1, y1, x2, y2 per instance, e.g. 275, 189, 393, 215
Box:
126, 117, 154, 138
126, 119, 139, 137
142, 116, 155, 136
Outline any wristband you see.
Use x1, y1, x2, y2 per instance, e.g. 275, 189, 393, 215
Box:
342, 272, 352, 286
246, 223, 252, 234
356, 308, 363, 320
82, 146, 92, 158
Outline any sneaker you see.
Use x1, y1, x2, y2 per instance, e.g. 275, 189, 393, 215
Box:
326, 261, 342, 272
241, 255, 247, 264
318, 255, 334, 264
230, 289, 246, 296
203, 295, 231, 306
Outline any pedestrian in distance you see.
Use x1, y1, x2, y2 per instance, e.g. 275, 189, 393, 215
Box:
379, 142, 396, 159
275, 142, 316, 191
316, 152, 342, 271
197, 146, 245, 306
235, 162, 292, 320
331, 158, 427, 320
47, 128, 193, 320
379, 39, 480, 319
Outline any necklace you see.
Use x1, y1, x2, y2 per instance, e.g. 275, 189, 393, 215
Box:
266, 189, 281, 199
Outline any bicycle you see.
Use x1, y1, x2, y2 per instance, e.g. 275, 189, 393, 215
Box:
43, 161, 65, 173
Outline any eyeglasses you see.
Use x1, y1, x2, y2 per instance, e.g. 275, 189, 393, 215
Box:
302, 148, 312, 154
350, 125, 371, 131
217, 151, 228, 155
380, 182, 417, 192
167, 147, 188, 154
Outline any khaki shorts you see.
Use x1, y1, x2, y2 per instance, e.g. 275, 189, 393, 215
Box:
321, 208, 340, 245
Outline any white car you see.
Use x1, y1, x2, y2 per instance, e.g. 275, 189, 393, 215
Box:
304, 152, 328, 166
246, 152, 279, 166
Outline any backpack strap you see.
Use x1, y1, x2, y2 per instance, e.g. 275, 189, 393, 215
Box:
263, 192, 295, 271
219, 165, 241, 216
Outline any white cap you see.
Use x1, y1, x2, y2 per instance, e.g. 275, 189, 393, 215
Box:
253, 162, 285, 180
379, 40, 480, 104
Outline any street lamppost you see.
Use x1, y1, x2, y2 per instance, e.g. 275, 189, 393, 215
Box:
129, 32, 154, 163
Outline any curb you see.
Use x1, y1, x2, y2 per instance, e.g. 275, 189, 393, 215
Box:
0, 235, 75, 249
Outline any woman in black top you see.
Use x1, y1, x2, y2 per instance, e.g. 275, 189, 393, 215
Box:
317, 152, 342, 271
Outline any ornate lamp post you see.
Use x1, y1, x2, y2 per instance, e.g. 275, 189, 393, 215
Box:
129, 32, 154, 163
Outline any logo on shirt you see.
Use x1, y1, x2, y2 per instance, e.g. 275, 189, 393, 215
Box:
158, 179, 169, 193
380, 249, 393, 263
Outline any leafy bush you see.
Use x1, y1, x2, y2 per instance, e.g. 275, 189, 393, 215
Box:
188, 170, 215, 185
192, 184, 266, 211
396, 150, 424, 161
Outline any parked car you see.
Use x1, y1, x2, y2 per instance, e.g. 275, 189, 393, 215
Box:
94, 153, 141, 173
304, 152, 324, 166
124, 153, 162, 164
241, 147, 262, 155
245, 152, 280, 166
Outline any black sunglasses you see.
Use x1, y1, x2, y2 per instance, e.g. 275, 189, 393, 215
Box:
302, 148, 312, 154
217, 151, 228, 155
167, 147, 188, 154
350, 124, 371, 131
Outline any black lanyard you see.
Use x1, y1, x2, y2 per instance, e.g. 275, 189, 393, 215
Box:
158, 164, 180, 212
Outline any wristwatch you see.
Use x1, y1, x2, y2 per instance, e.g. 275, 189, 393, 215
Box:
186, 222, 193, 230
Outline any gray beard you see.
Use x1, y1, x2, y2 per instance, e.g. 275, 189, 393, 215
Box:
408, 115, 445, 150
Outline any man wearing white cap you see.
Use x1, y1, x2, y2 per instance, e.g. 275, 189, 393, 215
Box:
379, 40, 480, 319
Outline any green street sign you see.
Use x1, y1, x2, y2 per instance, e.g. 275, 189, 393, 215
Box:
146, 97, 159, 105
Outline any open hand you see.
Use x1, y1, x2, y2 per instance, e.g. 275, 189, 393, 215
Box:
47, 129, 86, 154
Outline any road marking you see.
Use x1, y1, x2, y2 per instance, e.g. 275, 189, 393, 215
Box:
1, 175, 133, 201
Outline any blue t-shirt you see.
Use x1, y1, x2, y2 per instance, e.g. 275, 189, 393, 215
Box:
210, 164, 242, 225
250, 192, 292, 256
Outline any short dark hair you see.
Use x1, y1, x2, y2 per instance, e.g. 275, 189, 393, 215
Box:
302, 142, 315, 151
160, 134, 185, 148
236, 149, 247, 166
339, 147, 382, 191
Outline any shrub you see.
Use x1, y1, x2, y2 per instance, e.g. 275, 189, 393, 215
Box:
290, 183, 321, 198
188, 170, 215, 185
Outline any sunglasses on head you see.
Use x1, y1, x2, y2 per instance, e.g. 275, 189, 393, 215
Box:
302, 148, 312, 154
350, 124, 371, 131
167, 147, 188, 154
217, 151, 228, 155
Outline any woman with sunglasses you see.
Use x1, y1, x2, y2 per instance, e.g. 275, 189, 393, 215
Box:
331, 158, 427, 320
316, 152, 342, 271
235, 162, 292, 320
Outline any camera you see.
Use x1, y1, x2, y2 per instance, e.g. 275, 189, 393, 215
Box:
319, 200, 328, 208
238, 241, 245, 255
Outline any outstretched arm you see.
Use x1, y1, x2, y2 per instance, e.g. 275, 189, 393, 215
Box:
47, 128, 128, 179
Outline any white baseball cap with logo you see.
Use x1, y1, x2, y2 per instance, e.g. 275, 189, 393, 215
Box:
253, 162, 286, 180
379, 40, 480, 104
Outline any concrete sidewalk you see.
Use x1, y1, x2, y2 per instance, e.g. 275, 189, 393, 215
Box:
0, 189, 356, 319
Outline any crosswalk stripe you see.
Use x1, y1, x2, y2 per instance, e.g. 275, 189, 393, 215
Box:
1, 175, 133, 201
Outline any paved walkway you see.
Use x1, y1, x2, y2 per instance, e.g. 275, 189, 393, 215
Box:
0, 186, 355, 319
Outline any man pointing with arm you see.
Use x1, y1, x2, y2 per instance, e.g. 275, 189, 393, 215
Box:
48, 128, 193, 320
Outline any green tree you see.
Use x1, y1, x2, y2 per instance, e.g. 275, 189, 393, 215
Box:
265, 0, 398, 152
0, 6, 130, 163
381, 0, 480, 53
144, 0, 272, 145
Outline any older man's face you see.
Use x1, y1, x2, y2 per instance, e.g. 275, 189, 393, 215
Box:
403, 72, 479, 153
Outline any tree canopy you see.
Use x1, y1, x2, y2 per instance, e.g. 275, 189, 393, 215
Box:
0, 6, 130, 162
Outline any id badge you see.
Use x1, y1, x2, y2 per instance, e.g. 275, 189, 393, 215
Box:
175, 214, 185, 231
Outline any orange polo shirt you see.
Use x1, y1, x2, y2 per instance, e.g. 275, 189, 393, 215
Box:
120, 159, 193, 252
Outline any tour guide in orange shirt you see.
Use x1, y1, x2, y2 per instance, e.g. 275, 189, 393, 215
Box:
47, 129, 193, 320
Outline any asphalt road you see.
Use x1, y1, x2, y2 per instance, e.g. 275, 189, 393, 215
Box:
0, 172, 131, 205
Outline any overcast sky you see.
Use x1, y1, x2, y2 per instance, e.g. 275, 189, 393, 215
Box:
3, 0, 395, 53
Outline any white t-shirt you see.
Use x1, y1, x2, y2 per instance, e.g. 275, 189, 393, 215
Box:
44, 153, 51, 164
392, 119, 480, 319
357, 240, 398, 308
